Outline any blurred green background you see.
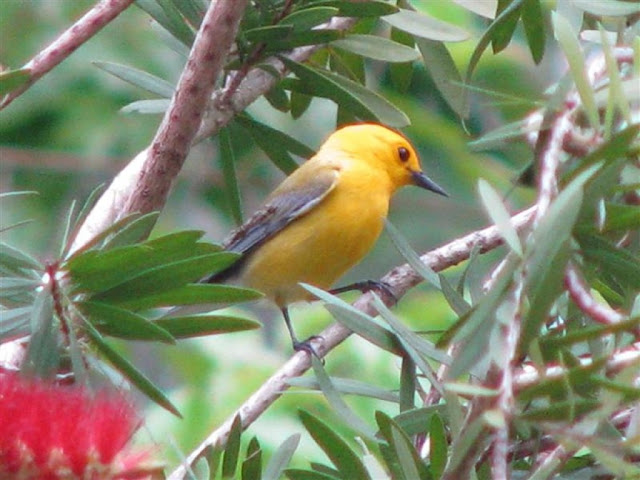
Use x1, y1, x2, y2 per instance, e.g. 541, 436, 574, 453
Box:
1, 0, 553, 469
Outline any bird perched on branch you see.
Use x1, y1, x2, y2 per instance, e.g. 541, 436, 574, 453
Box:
206, 123, 447, 354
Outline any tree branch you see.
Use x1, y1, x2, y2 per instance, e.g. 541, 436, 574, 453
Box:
68, 15, 357, 253
1, 0, 135, 110
168, 206, 538, 479
69, 0, 248, 252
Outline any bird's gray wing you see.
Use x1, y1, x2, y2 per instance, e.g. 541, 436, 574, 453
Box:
205, 169, 338, 283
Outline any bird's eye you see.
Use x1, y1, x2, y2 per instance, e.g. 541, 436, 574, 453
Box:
398, 146, 410, 162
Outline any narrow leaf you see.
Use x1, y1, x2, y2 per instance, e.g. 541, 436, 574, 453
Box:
154, 314, 260, 338
299, 410, 371, 480
264, 434, 300, 480
0, 68, 31, 96
332, 35, 419, 62
223, 415, 243, 478
93, 62, 174, 97
382, 9, 469, 42
82, 317, 181, 416
311, 355, 377, 439
552, 11, 599, 127
80, 301, 175, 343
477, 179, 523, 256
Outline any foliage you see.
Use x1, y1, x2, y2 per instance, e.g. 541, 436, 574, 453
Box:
1, 1, 639, 479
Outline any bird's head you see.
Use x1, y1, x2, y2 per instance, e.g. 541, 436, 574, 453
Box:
322, 123, 448, 197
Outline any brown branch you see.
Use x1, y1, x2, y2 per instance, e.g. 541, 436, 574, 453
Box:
69, 0, 248, 252
565, 262, 626, 325
69, 15, 357, 253
167, 206, 538, 479
1, 0, 135, 110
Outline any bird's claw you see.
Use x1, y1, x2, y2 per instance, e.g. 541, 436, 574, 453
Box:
293, 335, 324, 363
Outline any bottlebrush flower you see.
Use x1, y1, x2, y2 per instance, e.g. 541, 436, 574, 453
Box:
0, 373, 149, 479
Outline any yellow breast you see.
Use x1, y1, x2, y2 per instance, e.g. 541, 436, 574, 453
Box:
239, 160, 392, 307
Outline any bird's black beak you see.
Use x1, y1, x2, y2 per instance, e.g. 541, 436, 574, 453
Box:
411, 171, 448, 197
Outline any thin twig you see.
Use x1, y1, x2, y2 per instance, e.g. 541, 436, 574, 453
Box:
1, 0, 135, 110
167, 206, 538, 480
68, 15, 357, 253
69, 0, 248, 252
565, 262, 625, 325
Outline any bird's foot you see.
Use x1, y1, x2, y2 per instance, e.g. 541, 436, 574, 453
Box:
330, 280, 397, 304
293, 335, 324, 363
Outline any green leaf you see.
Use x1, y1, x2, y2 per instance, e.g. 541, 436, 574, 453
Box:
0, 306, 32, 341
223, 415, 243, 478
302, 284, 403, 354
93, 62, 174, 97
521, 0, 545, 63
313, 1, 398, 17
429, 414, 447, 480
23, 287, 58, 377
382, 8, 469, 42
264, 434, 300, 480
66, 230, 220, 293
416, 38, 468, 118
393, 405, 447, 436
121, 99, 171, 114
242, 437, 262, 480
444, 255, 519, 379
285, 469, 341, 480
155, 314, 259, 338
263, 83, 291, 113
92, 253, 238, 303
399, 355, 416, 412
218, 126, 244, 225
281, 57, 410, 127
445, 415, 489, 475
0, 242, 42, 271
373, 295, 446, 392
0, 68, 31, 96
169, 0, 204, 28
136, 0, 195, 46
116, 284, 262, 311
332, 34, 419, 62
64, 212, 149, 260
383, 219, 440, 288
579, 234, 640, 291
0, 277, 40, 297
280, 7, 339, 32
244, 25, 294, 43
491, 0, 522, 54
552, 11, 599, 127
526, 164, 599, 288
376, 412, 429, 480
101, 212, 160, 249
477, 179, 523, 256
287, 376, 399, 403
311, 356, 377, 439
235, 114, 314, 172
82, 316, 181, 416
299, 409, 371, 480
290, 91, 313, 119
79, 301, 175, 343
565, 124, 640, 183
602, 203, 640, 232
389, 28, 415, 92
264, 30, 344, 54
465, 0, 524, 85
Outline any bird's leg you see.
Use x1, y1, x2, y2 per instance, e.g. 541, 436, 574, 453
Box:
281, 307, 323, 360
330, 280, 397, 304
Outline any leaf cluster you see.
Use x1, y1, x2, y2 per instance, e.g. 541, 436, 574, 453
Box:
0, 191, 261, 415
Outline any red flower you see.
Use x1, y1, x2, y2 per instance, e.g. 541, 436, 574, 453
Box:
0, 373, 147, 479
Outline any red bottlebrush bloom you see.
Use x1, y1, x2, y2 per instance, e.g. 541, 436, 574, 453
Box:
0, 373, 145, 479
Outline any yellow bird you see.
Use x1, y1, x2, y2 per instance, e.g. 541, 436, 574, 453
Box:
206, 123, 447, 353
